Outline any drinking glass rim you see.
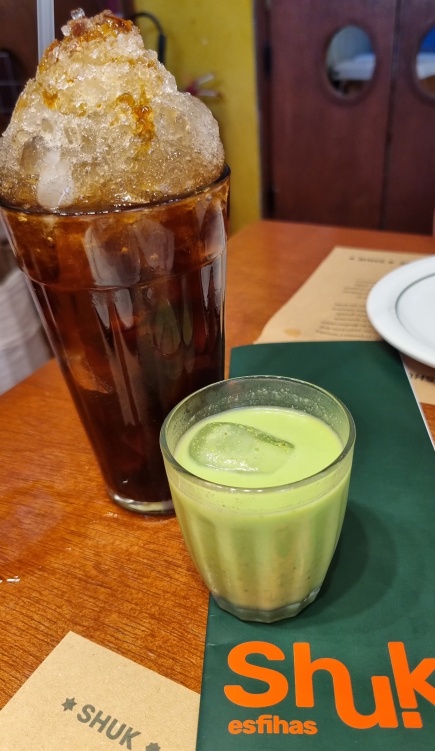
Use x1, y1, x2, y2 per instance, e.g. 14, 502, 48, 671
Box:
0, 163, 230, 218
160, 374, 356, 501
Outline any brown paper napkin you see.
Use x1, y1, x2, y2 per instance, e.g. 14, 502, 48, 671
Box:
0, 632, 199, 750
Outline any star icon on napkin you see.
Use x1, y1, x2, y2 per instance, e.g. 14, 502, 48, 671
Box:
62, 697, 77, 711
145, 744, 160, 751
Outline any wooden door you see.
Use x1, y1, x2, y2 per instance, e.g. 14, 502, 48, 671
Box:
383, 0, 435, 233
262, 0, 397, 228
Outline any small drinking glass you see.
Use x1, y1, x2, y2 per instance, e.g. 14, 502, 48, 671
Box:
160, 375, 355, 622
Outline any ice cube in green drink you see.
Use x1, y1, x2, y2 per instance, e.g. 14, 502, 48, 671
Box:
188, 421, 294, 473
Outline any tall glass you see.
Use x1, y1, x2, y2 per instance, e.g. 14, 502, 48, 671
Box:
0, 167, 230, 514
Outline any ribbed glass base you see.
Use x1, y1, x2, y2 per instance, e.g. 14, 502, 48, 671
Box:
213, 586, 321, 623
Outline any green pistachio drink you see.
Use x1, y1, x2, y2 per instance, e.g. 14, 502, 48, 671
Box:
160, 376, 355, 622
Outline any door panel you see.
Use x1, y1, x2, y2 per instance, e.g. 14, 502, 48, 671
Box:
383, 0, 435, 233
269, 0, 397, 228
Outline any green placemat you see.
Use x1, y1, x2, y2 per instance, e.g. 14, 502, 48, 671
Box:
196, 341, 435, 750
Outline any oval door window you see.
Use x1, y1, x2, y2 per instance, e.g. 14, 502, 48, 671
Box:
326, 26, 376, 97
416, 27, 435, 96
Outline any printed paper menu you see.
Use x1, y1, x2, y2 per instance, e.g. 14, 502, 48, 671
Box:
256, 246, 435, 405
0, 632, 199, 750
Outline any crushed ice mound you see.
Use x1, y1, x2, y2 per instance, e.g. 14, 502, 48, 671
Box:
0, 9, 225, 212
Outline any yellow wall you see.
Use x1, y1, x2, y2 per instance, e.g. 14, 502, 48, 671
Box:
133, 0, 261, 233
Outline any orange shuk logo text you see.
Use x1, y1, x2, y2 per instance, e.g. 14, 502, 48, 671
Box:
224, 640, 435, 730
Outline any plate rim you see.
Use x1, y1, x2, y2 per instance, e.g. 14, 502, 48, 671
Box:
366, 255, 435, 369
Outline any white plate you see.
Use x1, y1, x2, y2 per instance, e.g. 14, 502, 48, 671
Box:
366, 256, 435, 368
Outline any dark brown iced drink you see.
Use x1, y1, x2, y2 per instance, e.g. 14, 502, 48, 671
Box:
0, 10, 229, 514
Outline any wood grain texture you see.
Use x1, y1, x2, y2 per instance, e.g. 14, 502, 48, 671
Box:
0, 220, 434, 706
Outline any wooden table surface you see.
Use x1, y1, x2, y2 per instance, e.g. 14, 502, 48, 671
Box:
1, 219, 434, 706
